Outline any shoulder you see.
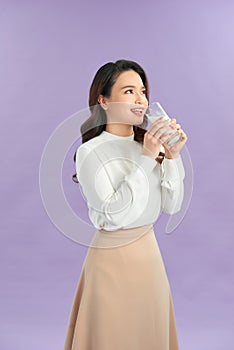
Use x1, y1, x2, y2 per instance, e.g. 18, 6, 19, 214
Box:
75, 132, 108, 163
77, 132, 108, 152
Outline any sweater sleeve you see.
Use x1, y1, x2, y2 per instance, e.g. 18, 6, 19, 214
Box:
160, 155, 185, 214
76, 144, 156, 227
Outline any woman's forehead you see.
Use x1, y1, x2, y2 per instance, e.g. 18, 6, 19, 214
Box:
114, 70, 144, 88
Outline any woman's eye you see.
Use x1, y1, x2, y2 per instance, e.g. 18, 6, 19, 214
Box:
124, 89, 146, 95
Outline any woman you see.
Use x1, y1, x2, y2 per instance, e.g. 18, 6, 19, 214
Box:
64, 59, 187, 350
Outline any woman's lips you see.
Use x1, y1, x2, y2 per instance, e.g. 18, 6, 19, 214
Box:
130, 107, 145, 117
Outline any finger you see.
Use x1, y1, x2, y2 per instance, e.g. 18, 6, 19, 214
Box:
149, 119, 171, 135
161, 130, 181, 144
152, 124, 174, 139
151, 115, 173, 125
148, 121, 171, 137
167, 130, 186, 146
179, 130, 187, 142
149, 117, 171, 130
170, 118, 177, 124
170, 122, 181, 130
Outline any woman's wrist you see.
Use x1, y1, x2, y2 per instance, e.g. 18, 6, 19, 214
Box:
164, 150, 180, 159
142, 148, 157, 159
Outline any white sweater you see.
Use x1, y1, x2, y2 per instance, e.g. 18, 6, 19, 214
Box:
75, 130, 185, 231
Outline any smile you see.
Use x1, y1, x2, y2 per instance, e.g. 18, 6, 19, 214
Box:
130, 107, 145, 117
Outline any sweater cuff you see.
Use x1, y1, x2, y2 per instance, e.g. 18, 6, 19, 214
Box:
161, 155, 185, 181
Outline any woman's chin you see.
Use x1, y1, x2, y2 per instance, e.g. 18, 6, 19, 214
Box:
133, 117, 144, 126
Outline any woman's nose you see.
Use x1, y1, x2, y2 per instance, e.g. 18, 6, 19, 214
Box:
135, 93, 145, 104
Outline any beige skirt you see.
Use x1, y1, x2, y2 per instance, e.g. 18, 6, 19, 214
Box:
64, 224, 179, 350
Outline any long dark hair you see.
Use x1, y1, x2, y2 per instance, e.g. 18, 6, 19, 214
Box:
72, 59, 165, 183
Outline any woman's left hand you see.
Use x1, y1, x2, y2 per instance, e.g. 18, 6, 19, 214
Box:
162, 118, 188, 159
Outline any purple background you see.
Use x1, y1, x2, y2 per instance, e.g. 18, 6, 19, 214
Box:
1, 1, 233, 349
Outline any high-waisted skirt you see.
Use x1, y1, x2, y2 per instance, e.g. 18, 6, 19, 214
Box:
64, 224, 179, 350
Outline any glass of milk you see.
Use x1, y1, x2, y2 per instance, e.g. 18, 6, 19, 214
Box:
145, 102, 181, 146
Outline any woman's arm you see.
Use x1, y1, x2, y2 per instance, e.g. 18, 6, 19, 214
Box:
76, 144, 157, 227
160, 155, 185, 214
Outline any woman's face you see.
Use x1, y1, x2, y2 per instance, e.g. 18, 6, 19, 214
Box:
99, 69, 148, 127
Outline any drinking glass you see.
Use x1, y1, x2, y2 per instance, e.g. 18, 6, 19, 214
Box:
145, 102, 181, 146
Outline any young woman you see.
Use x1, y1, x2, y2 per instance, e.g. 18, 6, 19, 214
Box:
64, 59, 187, 350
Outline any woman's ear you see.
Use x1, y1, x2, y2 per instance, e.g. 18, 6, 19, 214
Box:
98, 95, 109, 110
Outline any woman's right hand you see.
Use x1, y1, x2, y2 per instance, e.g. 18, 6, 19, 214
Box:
142, 117, 174, 159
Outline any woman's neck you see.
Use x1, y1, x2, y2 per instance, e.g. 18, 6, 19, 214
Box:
105, 124, 134, 137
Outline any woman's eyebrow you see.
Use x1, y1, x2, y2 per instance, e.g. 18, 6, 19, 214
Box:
121, 85, 145, 90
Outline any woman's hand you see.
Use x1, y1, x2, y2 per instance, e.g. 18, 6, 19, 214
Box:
142, 117, 175, 159
163, 118, 187, 159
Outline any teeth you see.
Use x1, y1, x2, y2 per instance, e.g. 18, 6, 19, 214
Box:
132, 108, 143, 112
